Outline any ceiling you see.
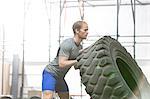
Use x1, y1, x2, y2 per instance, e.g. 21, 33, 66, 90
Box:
48, 0, 150, 8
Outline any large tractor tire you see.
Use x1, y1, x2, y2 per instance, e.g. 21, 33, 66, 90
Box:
75, 36, 150, 99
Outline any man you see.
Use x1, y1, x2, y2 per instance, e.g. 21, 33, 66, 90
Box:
42, 20, 88, 99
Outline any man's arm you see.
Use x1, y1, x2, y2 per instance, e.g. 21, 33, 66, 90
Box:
79, 45, 92, 54
59, 56, 77, 68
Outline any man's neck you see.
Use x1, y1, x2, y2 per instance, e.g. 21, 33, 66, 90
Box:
73, 36, 82, 46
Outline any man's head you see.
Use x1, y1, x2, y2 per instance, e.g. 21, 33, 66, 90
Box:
72, 21, 88, 39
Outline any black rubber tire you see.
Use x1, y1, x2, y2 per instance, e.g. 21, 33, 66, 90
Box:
30, 96, 41, 99
0, 96, 12, 99
75, 36, 150, 99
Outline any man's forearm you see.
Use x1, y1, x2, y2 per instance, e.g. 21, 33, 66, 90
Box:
59, 60, 78, 68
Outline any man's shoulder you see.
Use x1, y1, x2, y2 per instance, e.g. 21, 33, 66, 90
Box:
63, 38, 73, 42
61, 38, 73, 45
59, 38, 73, 49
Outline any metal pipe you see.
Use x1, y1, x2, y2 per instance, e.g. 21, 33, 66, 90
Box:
46, 0, 52, 63
48, 18, 51, 63
48, 0, 150, 7
131, 0, 136, 59
2, 24, 5, 95
133, 0, 136, 59
116, 0, 120, 40
20, 0, 26, 98
58, 0, 63, 45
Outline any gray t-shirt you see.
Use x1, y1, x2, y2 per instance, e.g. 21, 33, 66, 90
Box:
45, 38, 82, 78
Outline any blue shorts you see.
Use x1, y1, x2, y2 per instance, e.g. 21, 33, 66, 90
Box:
42, 70, 69, 92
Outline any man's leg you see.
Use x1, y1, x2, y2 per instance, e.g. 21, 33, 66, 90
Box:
42, 70, 56, 99
56, 78, 69, 99
58, 92, 69, 99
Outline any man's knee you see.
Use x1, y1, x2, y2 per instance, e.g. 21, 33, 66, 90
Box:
42, 90, 54, 99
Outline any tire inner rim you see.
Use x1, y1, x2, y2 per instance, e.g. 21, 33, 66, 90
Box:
116, 58, 140, 97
